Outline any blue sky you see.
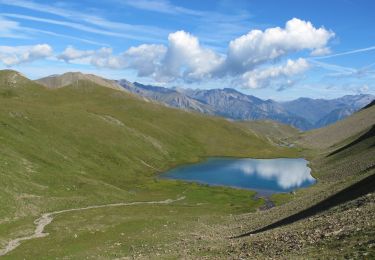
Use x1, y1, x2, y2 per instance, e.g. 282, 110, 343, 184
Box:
0, 0, 374, 100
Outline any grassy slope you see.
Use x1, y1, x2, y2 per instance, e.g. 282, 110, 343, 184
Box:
3, 68, 373, 259
239, 120, 299, 145
0, 70, 296, 258
36, 71, 122, 90
295, 105, 375, 150
222, 105, 375, 259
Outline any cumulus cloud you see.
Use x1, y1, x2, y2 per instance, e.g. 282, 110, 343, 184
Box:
239, 58, 310, 89
55, 18, 333, 86
58, 31, 223, 82
221, 18, 333, 75
0, 44, 53, 66
160, 31, 223, 82
57, 46, 125, 69
123, 44, 167, 78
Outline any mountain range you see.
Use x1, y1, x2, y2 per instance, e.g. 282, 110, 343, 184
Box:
36, 72, 374, 130
118, 81, 374, 130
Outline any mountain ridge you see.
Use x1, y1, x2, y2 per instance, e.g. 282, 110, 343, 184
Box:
5, 69, 373, 131
117, 79, 374, 130
36, 72, 124, 91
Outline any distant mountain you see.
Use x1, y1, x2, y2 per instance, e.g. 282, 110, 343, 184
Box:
35, 72, 374, 130
37, 72, 123, 91
296, 97, 375, 149
281, 95, 374, 125
314, 107, 356, 129
117, 80, 215, 114
118, 81, 374, 130
362, 99, 375, 110
119, 82, 315, 129
178, 88, 312, 130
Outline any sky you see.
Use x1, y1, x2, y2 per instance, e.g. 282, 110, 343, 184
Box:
0, 0, 374, 100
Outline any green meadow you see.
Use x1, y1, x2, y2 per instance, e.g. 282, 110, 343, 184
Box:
0, 71, 297, 258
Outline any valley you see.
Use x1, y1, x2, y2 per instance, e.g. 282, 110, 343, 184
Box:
0, 69, 374, 259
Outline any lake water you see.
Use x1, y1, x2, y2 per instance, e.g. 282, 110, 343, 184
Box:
161, 158, 315, 195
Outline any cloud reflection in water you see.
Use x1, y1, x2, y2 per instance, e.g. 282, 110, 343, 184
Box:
232, 158, 314, 189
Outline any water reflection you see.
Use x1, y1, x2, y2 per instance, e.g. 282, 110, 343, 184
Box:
232, 159, 314, 189
161, 158, 315, 194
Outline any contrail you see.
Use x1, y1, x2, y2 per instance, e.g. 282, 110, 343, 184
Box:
313, 45, 375, 60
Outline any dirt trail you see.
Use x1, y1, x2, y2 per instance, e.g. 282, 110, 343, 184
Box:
0, 196, 185, 256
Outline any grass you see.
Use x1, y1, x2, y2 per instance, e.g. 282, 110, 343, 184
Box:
0, 71, 296, 258
239, 120, 300, 143
3, 70, 372, 259
270, 192, 295, 206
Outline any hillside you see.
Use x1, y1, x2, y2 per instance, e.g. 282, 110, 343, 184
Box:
1, 69, 374, 259
0, 70, 295, 258
215, 100, 375, 259
36, 72, 123, 91
238, 120, 300, 144
295, 102, 375, 150
0, 70, 40, 89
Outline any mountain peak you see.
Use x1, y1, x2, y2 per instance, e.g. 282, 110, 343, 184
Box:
36, 72, 123, 90
0, 69, 32, 88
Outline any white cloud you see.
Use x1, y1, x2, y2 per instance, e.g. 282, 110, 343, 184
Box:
310, 47, 331, 56
0, 44, 53, 66
221, 18, 334, 75
160, 31, 223, 82
123, 44, 167, 77
0, 16, 29, 39
1, 1, 169, 42
120, 0, 202, 16
52, 18, 334, 87
239, 58, 310, 89
57, 46, 125, 69
57, 46, 94, 62
312, 45, 375, 60
58, 31, 223, 82
357, 84, 369, 94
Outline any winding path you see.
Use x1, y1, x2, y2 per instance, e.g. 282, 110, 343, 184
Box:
0, 196, 185, 256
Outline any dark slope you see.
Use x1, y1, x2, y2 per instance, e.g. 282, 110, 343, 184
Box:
234, 173, 375, 238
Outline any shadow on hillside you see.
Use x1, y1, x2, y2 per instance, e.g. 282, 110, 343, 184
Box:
232, 172, 375, 238
327, 125, 375, 157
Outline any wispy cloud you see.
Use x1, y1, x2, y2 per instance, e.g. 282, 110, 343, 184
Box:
118, 0, 203, 16
309, 59, 356, 73
2, 13, 163, 43
0, 0, 169, 43
0, 14, 107, 46
313, 45, 375, 59
0, 16, 30, 39
310, 59, 375, 80
117, 0, 255, 47
26, 27, 108, 46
